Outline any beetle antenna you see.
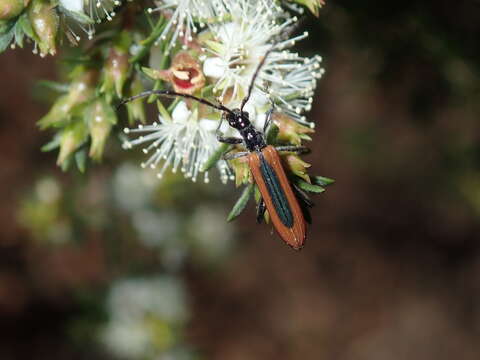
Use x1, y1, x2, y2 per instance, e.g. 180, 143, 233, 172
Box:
240, 46, 276, 112
118, 90, 234, 115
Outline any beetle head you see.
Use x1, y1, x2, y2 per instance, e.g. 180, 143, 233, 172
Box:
227, 109, 250, 130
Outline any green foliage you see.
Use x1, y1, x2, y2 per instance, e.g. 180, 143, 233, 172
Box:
227, 183, 254, 222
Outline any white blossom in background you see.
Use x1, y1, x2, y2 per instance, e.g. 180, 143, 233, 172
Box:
188, 205, 235, 262
112, 163, 158, 212
148, 0, 227, 51
123, 101, 232, 183
102, 276, 189, 360
202, 1, 324, 126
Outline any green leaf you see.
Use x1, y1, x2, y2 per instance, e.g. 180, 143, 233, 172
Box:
204, 39, 224, 54
266, 123, 279, 145
0, 24, 15, 53
227, 184, 254, 222
41, 136, 61, 152
155, 99, 171, 122
200, 84, 215, 98
37, 80, 70, 93
60, 155, 72, 172
313, 176, 335, 187
201, 143, 229, 172
294, 178, 325, 193
299, 134, 312, 141
254, 185, 261, 203
142, 66, 159, 80
129, 17, 166, 64
167, 96, 180, 112
18, 13, 35, 39
75, 148, 87, 173
0, 19, 15, 34
14, 21, 24, 47
148, 80, 164, 103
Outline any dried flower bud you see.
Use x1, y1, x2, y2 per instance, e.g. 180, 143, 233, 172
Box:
86, 98, 117, 161
0, 0, 29, 20
283, 154, 311, 183
28, 0, 58, 56
57, 121, 88, 166
101, 47, 129, 98
38, 69, 97, 129
274, 113, 314, 145
145, 52, 205, 95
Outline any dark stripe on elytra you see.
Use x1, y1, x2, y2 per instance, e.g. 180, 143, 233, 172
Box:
259, 153, 294, 228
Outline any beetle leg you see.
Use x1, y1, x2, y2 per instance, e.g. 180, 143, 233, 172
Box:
292, 183, 314, 208
275, 145, 310, 154
298, 199, 312, 224
215, 112, 242, 144
292, 183, 314, 224
256, 198, 267, 224
217, 135, 244, 145
223, 151, 249, 161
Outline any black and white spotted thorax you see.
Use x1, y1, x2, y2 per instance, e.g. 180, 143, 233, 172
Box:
226, 109, 267, 152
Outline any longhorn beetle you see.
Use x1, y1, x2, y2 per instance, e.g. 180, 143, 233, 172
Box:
120, 47, 315, 250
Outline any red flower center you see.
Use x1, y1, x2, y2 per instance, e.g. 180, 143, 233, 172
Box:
173, 68, 200, 90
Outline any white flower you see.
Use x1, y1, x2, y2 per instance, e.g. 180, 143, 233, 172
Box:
123, 101, 232, 183
102, 276, 188, 359
201, 1, 324, 126
188, 205, 235, 262
264, 53, 325, 125
148, 0, 227, 51
112, 163, 157, 212
60, 0, 84, 13
60, 0, 122, 42
85, 0, 121, 23
107, 277, 188, 324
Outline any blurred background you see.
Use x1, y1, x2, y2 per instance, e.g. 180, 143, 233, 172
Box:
1, 1, 480, 359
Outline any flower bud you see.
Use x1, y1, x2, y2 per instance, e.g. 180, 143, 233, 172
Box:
126, 77, 146, 125
144, 52, 205, 95
229, 153, 252, 187
86, 98, 117, 161
39, 69, 96, 129
290, 0, 325, 16
28, 0, 59, 56
57, 120, 88, 166
0, 0, 29, 20
101, 47, 129, 98
274, 113, 314, 145
283, 154, 311, 183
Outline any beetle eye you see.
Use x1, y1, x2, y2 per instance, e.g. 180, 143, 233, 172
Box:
226, 115, 235, 125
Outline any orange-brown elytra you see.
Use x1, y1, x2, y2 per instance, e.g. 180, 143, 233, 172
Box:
118, 46, 312, 249
248, 146, 306, 249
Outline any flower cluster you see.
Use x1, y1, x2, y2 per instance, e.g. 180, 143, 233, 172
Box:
123, 0, 326, 186
2, 0, 330, 211
0, 1, 125, 56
